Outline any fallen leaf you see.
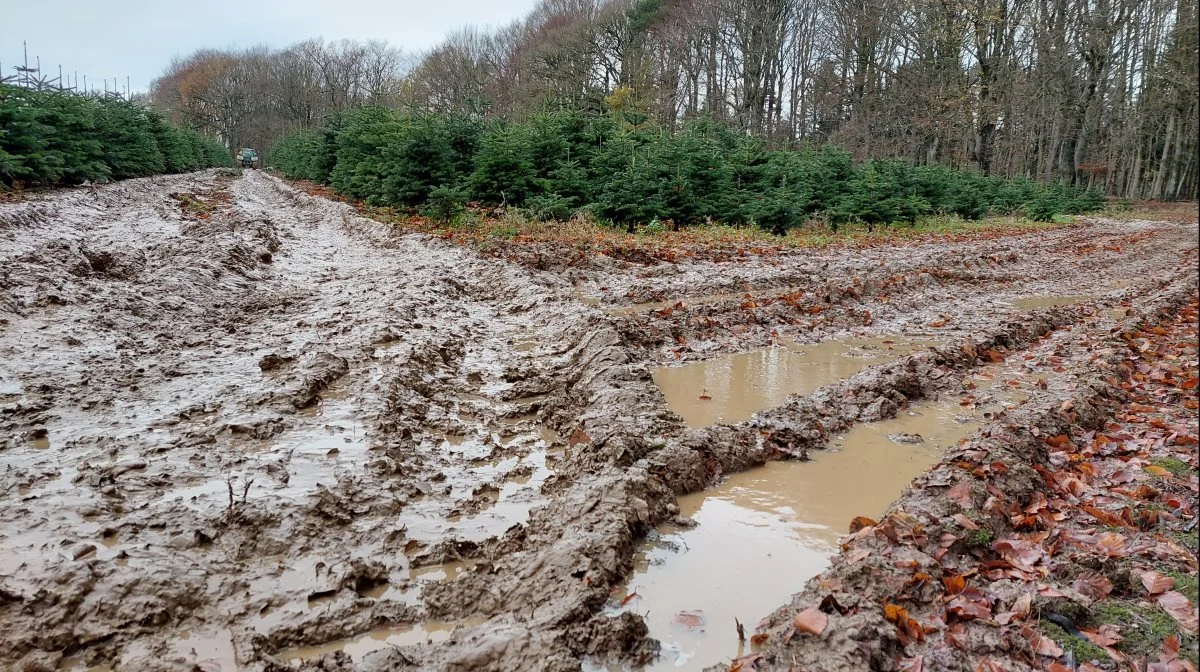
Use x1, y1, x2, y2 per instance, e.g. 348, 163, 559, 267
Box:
1138, 570, 1176, 596
750, 632, 768, 646
943, 574, 966, 595
848, 515, 877, 533
1033, 633, 1064, 657
1072, 571, 1114, 599
1096, 530, 1133, 557
946, 482, 974, 509
728, 653, 763, 672
793, 606, 828, 636
673, 610, 706, 629
1145, 465, 1174, 477
952, 513, 979, 530
1156, 591, 1199, 634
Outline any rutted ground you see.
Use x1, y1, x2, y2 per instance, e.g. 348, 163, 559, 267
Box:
0, 171, 1195, 672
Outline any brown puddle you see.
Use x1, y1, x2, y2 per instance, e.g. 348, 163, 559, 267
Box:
652, 338, 934, 428
1008, 295, 1092, 310
276, 618, 486, 664
606, 360, 1034, 669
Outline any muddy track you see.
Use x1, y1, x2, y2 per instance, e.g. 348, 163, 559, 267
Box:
1, 171, 1196, 672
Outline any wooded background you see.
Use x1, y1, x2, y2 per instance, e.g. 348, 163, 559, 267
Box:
149, 0, 1198, 200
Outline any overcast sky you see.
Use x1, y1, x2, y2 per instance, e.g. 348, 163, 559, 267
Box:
1, 0, 539, 93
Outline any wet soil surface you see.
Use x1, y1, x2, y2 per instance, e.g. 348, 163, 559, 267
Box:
1, 172, 1196, 672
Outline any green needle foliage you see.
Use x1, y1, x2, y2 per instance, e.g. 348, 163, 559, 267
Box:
0, 84, 230, 189
268, 104, 1106, 233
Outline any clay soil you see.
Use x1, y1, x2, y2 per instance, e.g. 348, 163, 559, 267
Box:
1, 170, 1196, 672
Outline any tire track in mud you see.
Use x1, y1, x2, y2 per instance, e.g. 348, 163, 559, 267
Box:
0, 171, 676, 672
1, 171, 1195, 672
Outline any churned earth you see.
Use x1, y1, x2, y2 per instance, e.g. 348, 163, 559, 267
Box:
0, 170, 1195, 672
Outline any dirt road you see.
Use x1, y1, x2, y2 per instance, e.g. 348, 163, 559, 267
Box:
1, 170, 1195, 671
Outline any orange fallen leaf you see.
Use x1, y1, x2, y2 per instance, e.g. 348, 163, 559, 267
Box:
1145, 465, 1174, 477
793, 606, 828, 636
848, 516, 877, 533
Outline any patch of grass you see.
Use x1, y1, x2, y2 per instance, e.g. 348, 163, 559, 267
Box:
1092, 599, 1186, 660
1040, 622, 1109, 663
1171, 531, 1198, 553
965, 529, 994, 548
1151, 456, 1193, 477
1166, 569, 1198, 603
171, 192, 217, 218
1050, 214, 1076, 224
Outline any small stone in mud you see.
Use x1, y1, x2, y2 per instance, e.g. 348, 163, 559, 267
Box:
326, 447, 340, 456
72, 544, 97, 560
259, 251, 273, 263
28, 427, 48, 440
64, 335, 83, 346
258, 353, 293, 371
888, 432, 925, 444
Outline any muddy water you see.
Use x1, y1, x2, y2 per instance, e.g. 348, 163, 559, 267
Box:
1008, 295, 1092, 310
652, 338, 933, 427
277, 618, 487, 664
608, 395, 986, 670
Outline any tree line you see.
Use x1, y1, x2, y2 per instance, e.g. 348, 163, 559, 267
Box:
0, 84, 231, 188
269, 105, 1104, 232
149, 0, 1197, 201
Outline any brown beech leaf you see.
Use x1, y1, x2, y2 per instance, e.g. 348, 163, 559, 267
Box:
942, 574, 966, 595
673, 610, 706, 629
946, 587, 993, 621
1033, 633, 1065, 657
849, 515, 877, 533
1156, 591, 1199, 634
1072, 571, 1114, 600
1095, 532, 1128, 558
946, 482, 974, 509
1080, 627, 1121, 648
750, 632, 769, 646
952, 513, 979, 530
728, 653, 763, 672
1138, 570, 1176, 596
1144, 465, 1174, 477
793, 606, 828, 636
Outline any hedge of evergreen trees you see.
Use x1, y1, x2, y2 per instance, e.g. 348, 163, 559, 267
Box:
269, 107, 1105, 232
0, 84, 231, 189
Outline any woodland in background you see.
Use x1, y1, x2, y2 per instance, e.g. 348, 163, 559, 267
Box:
0, 84, 231, 188
150, 0, 1198, 201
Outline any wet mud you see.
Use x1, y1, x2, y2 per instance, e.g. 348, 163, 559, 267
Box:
1, 170, 1196, 672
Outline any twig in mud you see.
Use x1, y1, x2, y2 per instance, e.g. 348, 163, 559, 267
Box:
241, 478, 254, 504
735, 617, 745, 643
225, 477, 235, 527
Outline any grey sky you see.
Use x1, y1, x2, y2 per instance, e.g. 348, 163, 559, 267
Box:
1, 0, 539, 93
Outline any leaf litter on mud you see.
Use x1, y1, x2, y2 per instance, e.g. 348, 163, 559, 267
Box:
735, 293, 1200, 672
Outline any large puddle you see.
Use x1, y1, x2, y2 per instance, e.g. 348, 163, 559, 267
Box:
652, 338, 934, 427
604, 343, 1039, 670
602, 396, 988, 670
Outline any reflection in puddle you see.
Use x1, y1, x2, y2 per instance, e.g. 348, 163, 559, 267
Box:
1008, 295, 1091, 310
611, 397, 1004, 669
277, 619, 485, 663
652, 338, 934, 427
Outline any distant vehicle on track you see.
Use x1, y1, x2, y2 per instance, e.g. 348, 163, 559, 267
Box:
236, 148, 259, 169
